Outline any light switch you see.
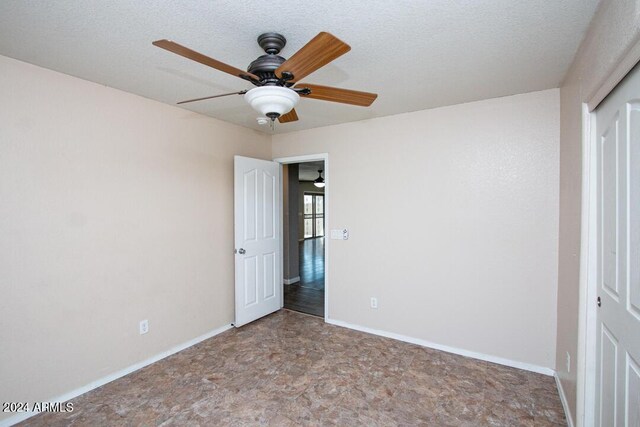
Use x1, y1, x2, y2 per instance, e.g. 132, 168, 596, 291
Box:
330, 229, 349, 240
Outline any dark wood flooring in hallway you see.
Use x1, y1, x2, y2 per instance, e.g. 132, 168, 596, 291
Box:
284, 237, 324, 317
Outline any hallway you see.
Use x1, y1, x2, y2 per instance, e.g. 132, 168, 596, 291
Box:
284, 237, 324, 317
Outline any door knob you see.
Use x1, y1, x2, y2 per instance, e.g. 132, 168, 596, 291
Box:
236, 248, 246, 255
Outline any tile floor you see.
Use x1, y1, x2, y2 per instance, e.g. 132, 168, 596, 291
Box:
22, 310, 566, 426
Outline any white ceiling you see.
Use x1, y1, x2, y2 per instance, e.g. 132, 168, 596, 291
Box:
0, 0, 599, 134
298, 161, 325, 182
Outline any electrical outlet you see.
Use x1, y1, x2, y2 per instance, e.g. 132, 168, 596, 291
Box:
566, 352, 571, 373
139, 319, 149, 335
370, 297, 378, 309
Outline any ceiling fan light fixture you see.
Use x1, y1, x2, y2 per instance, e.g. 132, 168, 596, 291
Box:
314, 169, 325, 188
244, 86, 300, 120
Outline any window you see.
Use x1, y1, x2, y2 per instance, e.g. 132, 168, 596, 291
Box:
303, 193, 324, 238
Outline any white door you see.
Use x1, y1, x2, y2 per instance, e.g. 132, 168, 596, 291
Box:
595, 64, 640, 427
234, 156, 281, 327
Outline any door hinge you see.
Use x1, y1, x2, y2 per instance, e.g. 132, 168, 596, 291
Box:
597, 296, 601, 307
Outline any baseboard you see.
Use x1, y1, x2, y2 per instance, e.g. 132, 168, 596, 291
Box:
283, 276, 300, 285
325, 318, 554, 376
555, 373, 575, 427
0, 323, 233, 427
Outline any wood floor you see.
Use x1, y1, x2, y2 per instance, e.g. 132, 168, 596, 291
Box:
22, 310, 566, 426
283, 237, 324, 317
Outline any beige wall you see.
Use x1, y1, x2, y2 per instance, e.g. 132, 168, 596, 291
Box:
0, 55, 270, 420
273, 89, 560, 369
556, 71, 583, 422
556, 0, 640, 422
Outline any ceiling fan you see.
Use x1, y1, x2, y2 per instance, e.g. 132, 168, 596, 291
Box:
152, 32, 378, 124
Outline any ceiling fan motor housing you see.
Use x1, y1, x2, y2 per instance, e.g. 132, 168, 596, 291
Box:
247, 33, 290, 86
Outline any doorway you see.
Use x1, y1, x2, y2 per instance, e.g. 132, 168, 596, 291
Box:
278, 156, 328, 318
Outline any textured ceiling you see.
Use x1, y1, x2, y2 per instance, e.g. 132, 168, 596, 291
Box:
0, 0, 599, 134
298, 161, 325, 182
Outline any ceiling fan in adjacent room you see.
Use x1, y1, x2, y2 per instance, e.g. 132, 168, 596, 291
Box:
152, 32, 378, 124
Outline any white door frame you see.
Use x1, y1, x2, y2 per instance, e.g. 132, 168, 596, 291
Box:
273, 153, 330, 320
577, 47, 640, 426
577, 101, 598, 427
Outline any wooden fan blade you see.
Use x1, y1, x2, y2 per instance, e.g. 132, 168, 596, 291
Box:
297, 83, 377, 106
275, 32, 350, 83
177, 90, 247, 105
153, 40, 259, 81
278, 109, 299, 123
